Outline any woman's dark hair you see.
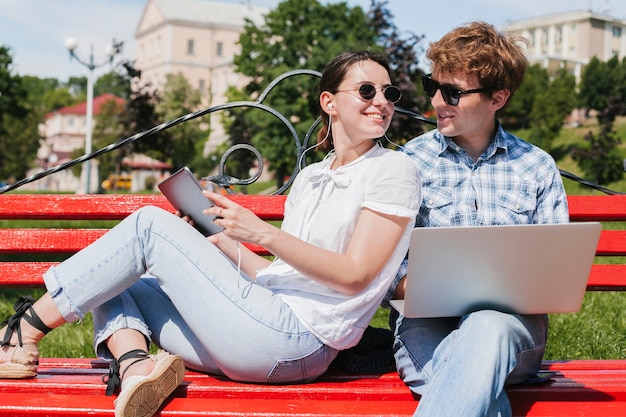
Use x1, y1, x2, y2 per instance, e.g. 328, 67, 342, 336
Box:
317, 50, 392, 152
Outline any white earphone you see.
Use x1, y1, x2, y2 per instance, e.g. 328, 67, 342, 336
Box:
328, 103, 334, 111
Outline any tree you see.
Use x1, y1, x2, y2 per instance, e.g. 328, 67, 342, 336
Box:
21, 76, 75, 113
66, 75, 88, 99
504, 64, 549, 129
0, 46, 39, 181
578, 56, 617, 114
95, 70, 131, 100
572, 95, 624, 185
231, 0, 380, 187
73, 61, 163, 185
90, 96, 127, 185
368, 0, 428, 143
527, 66, 576, 151
155, 73, 206, 169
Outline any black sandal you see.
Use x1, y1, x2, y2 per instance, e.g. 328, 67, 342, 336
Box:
104, 349, 185, 417
0, 296, 53, 378
103, 348, 151, 396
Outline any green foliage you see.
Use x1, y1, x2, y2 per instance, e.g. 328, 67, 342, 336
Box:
94, 71, 131, 100
235, 0, 377, 79
0, 46, 39, 181
154, 73, 206, 169
231, 0, 379, 185
578, 56, 619, 112
91, 97, 128, 182
572, 95, 624, 184
368, 0, 428, 143
527, 67, 577, 150
504, 64, 550, 129
21, 76, 75, 113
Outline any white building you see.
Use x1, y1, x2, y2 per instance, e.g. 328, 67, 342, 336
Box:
134, 0, 269, 154
503, 9, 626, 82
30, 93, 125, 193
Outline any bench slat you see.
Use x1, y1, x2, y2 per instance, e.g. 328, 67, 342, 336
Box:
567, 195, 626, 221
0, 194, 287, 220
4, 393, 625, 417
1, 359, 625, 416
2, 263, 623, 289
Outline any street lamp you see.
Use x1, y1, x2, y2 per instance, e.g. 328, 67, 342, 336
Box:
64, 37, 123, 193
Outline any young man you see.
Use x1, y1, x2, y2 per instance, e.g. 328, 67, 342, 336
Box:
385, 21, 570, 417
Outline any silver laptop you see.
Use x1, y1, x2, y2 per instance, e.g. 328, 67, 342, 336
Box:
389, 222, 602, 318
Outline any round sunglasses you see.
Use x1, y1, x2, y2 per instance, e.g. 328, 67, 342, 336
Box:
336, 83, 402, 104
421, 74, 489, 106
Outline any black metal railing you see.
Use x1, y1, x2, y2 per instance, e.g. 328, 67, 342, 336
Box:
0, 69, 621, 196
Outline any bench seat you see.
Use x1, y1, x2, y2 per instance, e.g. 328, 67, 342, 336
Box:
0, 193, 625, 416
0, 359, 624, 416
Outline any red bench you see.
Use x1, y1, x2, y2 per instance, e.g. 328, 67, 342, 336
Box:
0, 193, 625, 416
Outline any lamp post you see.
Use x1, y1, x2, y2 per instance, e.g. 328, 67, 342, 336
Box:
64, 37, 123, 193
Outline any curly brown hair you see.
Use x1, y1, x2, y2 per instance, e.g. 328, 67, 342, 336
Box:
426, 21, 528, 112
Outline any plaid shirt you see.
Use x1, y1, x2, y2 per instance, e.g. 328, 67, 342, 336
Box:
382, 123, 570, 307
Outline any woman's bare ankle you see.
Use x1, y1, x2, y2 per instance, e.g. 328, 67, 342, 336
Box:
120, 356, 155, 381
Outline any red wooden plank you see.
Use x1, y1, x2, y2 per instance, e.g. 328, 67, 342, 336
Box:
0, 194, 286, 221
596, 230, 626, 256
1, 262, 625, 289
0, 229, 107, 254
568, 195, 626, 221
1, 392, 626, 417
0, 194, 170, 220
0, 358, 624, 416
587, 264, 626, 290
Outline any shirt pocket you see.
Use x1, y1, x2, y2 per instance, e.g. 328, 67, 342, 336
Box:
495, 184, 537, 224
421, 188, 454, 227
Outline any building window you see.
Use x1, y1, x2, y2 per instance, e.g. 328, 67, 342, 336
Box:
542, 28, 549, 45
187, 39, 195, 55
555, 26, 562, 44
216, 41, 223, 57
198, 79, 206, 94
613, 26, 622, 38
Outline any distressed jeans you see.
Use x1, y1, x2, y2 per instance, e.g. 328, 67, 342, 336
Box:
43, 206, 337, 383
391, 309, 548, 417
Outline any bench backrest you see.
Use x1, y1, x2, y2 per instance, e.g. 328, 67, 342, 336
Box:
0, 193, 624, 290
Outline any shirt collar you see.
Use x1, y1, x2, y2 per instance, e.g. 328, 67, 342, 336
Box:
436, 121, 509, 161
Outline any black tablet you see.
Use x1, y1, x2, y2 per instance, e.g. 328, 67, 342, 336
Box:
158, 166, 224, 236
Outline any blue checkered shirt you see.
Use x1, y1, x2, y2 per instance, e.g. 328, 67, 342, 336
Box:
382, 123, 570, 307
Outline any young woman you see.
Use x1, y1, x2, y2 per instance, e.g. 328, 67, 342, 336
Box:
0, 50, 420, 417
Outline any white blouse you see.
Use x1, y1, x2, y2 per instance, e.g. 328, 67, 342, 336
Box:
255, 144, 421, 349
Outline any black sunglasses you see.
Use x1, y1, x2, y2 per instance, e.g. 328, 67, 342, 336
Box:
421, 74, 489, 106
336, 83, 402, 104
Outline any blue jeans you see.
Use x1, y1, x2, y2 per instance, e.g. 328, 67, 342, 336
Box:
43, 206, 337, 383
391, 309, 548, 417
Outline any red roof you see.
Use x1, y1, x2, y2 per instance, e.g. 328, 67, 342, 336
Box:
49, 93, 125, 117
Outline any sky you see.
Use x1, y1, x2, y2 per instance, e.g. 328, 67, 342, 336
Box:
1, 0, 625, 81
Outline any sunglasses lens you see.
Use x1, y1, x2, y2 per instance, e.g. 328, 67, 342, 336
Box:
422, 77, 438, 97
357, 84, 401, 103
422, 76, 461, 106
358, 84, 377, 100
384, 86, 402, 103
